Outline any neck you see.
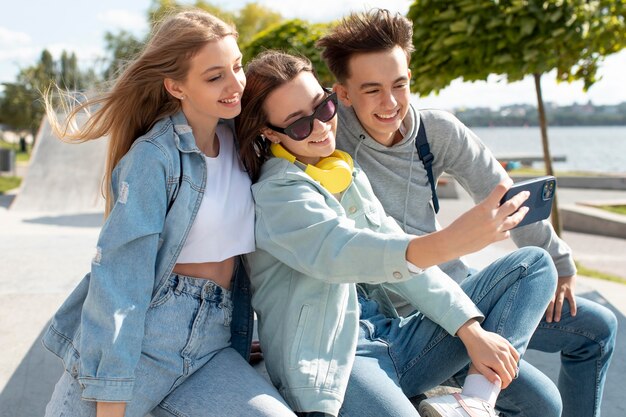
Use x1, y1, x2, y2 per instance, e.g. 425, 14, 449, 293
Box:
182, 109, 220, 157
196, 130, 219, 157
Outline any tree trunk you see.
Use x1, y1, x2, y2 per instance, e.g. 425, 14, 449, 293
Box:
533, 73, 562, 236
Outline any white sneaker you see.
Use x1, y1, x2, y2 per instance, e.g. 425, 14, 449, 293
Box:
418, 393, 498, 417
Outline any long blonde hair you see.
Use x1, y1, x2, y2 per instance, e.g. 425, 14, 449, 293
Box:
46, 9, 237, 216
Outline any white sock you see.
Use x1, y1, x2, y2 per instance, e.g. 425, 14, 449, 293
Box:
461, 374, 501, 406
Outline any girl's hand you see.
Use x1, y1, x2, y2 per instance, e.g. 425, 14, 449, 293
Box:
406, 180, 529, 270
445, 180, 529, 255
457, 319, 520, 389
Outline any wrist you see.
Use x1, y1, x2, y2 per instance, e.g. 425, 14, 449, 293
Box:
456, 318, 482, 341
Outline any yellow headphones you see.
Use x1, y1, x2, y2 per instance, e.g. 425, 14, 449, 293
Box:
270, 143, 354, 194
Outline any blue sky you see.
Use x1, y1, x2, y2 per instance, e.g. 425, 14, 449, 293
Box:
1, 0, 625, 110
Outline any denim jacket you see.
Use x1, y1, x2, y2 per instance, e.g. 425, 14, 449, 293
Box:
248, 157, 483, 415
42, 111, 253, 402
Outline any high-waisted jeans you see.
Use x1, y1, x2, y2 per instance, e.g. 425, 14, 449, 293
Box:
45, 274, 294, 417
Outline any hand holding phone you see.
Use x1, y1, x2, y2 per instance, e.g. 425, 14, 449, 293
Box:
499, 176, 556, 229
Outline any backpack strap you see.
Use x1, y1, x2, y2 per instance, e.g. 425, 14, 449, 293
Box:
415, 114, 439, 213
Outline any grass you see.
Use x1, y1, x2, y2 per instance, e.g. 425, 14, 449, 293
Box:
597, 205, 626, 216
0, 176, 21, 194
575, 261, 626, 285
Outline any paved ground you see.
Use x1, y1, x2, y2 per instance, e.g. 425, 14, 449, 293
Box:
0, 185, 624, 417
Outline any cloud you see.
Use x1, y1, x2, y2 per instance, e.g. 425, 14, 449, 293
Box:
0, 26, 31, 46
97, 9, 148, 32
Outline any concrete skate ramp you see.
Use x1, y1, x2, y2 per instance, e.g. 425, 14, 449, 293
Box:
10, 116, 107, 212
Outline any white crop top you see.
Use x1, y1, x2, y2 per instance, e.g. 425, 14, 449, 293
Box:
176, 124, 255, 263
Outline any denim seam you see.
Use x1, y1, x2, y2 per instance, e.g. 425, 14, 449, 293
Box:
397, 326, 448, 379
536, 321, 607, 417
157, 400, 189, 417
360, 320, 402, 379
473, 262, 528, 306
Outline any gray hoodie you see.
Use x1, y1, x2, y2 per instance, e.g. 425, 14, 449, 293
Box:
336, 103, 575, 310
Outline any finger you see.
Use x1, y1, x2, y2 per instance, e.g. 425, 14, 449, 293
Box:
545, 299, 555, 323
554, 294, 565, 322
502, 349, 518, 384
499, 191, 530, 218
496, 362, 513, 389
509, 343, 521, 365
567, 292, 577, 317
501, 206, 529, 230
487, 179, 514, 207
475, 363, 502, 386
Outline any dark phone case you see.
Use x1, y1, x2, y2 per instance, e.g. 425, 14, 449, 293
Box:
500, 176, 556, 229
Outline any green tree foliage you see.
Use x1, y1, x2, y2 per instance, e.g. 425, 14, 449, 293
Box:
102, 30, 145, 81
407, 0, 625, 95
0, 49, 94, 134
236, 2, 282, 45
148, 0, 282, 45
243, 19, 333, 86
148, 0, 235, 29
407, 0, 626, 235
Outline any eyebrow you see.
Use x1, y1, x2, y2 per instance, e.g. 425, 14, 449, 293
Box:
201, 54, 243, 75
359, 76, 409, 90
282, 91, 325, 123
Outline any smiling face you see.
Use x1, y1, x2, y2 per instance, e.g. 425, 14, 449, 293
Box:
262, 71, 337, 166
335, 46, 411, 147
165, 35, 245, 133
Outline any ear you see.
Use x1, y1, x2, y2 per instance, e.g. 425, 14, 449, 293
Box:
334, 83, 351, 107
260, 127, 281, 144
407, 68, 412, 81
164, 78, 184, 100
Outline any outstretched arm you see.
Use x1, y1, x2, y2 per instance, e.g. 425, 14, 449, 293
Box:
405, 179, 529, 269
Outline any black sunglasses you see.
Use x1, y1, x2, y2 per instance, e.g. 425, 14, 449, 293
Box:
266, 88, 338, 141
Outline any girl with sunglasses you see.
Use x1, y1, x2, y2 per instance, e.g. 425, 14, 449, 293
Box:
235, 50, 557, 417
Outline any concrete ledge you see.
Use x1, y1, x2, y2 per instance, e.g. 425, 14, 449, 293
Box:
511, 175, 626, 190
561, 203, 626, 239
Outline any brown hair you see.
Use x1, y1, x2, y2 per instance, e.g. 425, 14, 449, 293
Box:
236, 50, 314, 182
45, 9, 237, 216
317, 8, 414, 83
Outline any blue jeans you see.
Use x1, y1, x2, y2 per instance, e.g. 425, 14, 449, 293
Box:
482, 294, 617, 417
44, 274, 293, 417
338, 247, 557, 417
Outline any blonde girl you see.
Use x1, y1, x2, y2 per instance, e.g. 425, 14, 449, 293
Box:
42, 9, 293, 417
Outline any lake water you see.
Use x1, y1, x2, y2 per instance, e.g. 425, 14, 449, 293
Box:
470, 126, 626, 174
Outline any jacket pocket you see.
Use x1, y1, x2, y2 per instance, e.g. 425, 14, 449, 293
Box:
288, 304, 310, 370
364, 207, 382, 228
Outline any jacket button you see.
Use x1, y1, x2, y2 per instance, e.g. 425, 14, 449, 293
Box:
348, 206, 357, 214
393, 271, 403, 280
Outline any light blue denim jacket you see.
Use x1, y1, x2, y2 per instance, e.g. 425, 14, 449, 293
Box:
42, 111, 253, 402
248, 156, 483, 415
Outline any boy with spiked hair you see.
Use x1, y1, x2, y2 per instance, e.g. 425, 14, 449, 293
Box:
318, 8, 616, 417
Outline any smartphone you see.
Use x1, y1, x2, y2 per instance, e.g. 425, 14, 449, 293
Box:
499, 175, 556, 229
